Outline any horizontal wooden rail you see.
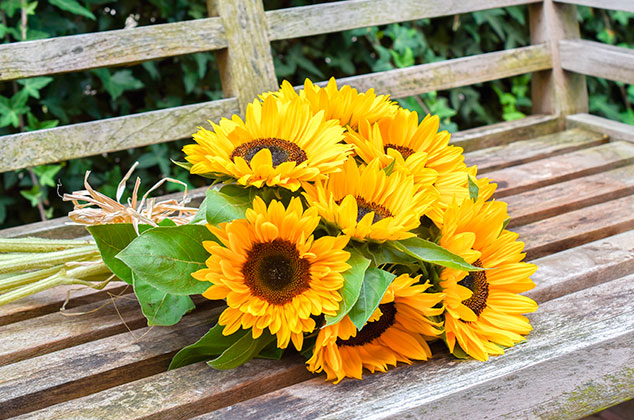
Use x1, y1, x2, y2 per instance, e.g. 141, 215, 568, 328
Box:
0, 98, 239, 173
266, 0, 541, 41
0, 18, 227, 82
0, 0, 541, 82
559, 39, 634, 85
555, 0, 634, 13
321, 44, 552, 99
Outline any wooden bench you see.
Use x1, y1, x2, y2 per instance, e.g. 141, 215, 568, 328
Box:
1, 0, 634, 418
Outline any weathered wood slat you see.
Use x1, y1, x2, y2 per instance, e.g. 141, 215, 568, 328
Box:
0, 282, 131, 326
560, 39, 634, 85
554, 0, 634, 13
464, 128, 607, 173
6, 226, 632, 418
0, 98, 239, 173
516, 194, 634, 260
489, 141, 634, 198
527, 230, 634, 303
173, 275, 634, 420
450, 114, 560, 153
0, 306, 220, 418
267, 0, 541, 41
0, 18, 227, 82
0, 294, 146, 366
567, 113, 634, 143
505, 164, 634, 228
322, 45, 552, 99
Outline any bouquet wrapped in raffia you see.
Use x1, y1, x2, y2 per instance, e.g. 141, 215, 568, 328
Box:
0, 78, 537, 383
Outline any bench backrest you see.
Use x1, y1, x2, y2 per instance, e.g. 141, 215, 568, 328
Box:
0, 0, 632, 174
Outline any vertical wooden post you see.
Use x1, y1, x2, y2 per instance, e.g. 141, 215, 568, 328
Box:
529, 0, 588, 123
207, 0, 279, 115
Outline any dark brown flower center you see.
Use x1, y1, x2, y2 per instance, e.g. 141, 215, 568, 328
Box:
384, 143, 416, 159
231, 138, 307, 167
337, 302, 396, 347
337, 195, 393, 224
458, 259, 489, 317
242, 239, 311, 305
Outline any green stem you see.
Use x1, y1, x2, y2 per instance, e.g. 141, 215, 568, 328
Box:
0, 266, 62, 292
0, 246, 99, 275
0, 262, 111, 306
0, 238, 95, 253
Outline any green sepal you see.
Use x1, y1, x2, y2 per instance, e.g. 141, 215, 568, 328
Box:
132, 273, 195, 326
207, 329, 276, 370
468, 175, 479, 201
117, 224, 216, 296
393, 237, 482, 271
323, 249, 371, 327
205, 185, 252, 226
348, 267, 396, 330
382, 159, 396, 176
169, 323, 245, 370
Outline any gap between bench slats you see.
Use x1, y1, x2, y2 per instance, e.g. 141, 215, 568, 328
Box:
1, 227, 633, 417
12, 269, 633, 420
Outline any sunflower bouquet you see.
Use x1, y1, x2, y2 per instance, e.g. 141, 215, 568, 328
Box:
0, 78, 537, 383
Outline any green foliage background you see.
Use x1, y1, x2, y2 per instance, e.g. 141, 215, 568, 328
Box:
0, 0, 632, 229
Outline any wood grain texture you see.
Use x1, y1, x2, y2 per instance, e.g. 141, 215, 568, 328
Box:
464, 128, 608, 173
450, 114, 560, 153
567, 113, 634, 143
554, 0, 634, 13
489, 141, 634, 198
211, 0, 278, 114
560, 39, 634, 85
0, 18, 227, 82
267, 0, 542, 41
0, 294, 146, 366
517, 194, 634, 260
320, 45, 552, 99
527, 230, 634, 303
0, 98, 239, 173
187, 276, 634, 420
529, 1, 588, 117
505, 164, 634, 228
13, 356, 313, 420
0, 282, 131, 326
0, 306, 220, 419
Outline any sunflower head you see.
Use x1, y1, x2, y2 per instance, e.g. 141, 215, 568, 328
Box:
302, 158, 436, 242
306, 274, 444, 383
439, 186, 538, 361
266, 78, 399, 129
192, 196, 351, 350
182, 95, 351, 191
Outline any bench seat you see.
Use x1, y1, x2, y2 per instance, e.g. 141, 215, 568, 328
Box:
1, 114, 633, 419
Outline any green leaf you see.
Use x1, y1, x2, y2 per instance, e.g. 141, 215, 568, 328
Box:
33, 164, 62, 187
133, 273, 195, 326
468, 175, 479, 201
188, 197, 208, 225
257, 340, 285, 360
348, 267, 396, 330
382, 159, 396, 176
117, 224, 216, 295
93, 69, 144, 100
87, 224, 139, 284
206, 186, 251, 225
49, 0, 95, 20
208, 329, 276, 370
393, 237, 480, 271
169, 323, 246, 370
324, 250, 371, 327
17, 77, 54, 99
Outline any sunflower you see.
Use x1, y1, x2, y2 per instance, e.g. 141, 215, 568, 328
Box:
439, 184, 538, 361
266, 78, 399, 129
306, 274, 444, 383
192, 197, 350, 350
345, 108, 471, 224
302, 158, 436, 242
182, 95, 351, 191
